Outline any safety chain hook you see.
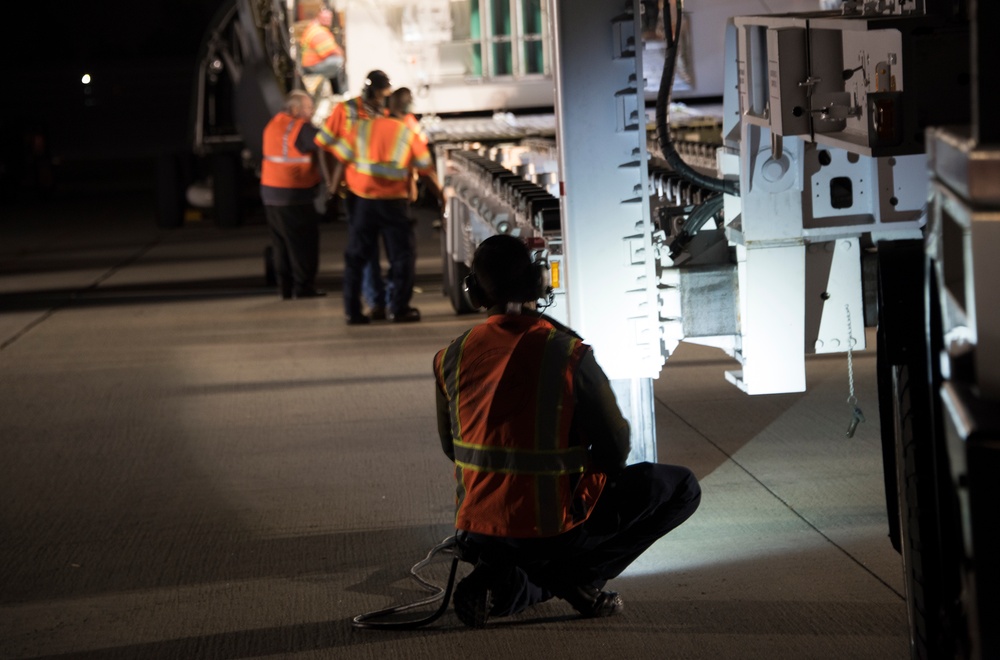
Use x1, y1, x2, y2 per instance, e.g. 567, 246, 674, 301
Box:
844, 304, 865, 437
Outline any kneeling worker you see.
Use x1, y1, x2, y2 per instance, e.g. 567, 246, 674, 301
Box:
433, 235, 702, 627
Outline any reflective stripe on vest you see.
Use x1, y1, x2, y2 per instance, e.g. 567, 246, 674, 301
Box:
265, 119, 311, 163
447, 326, 586, 477
354, 119, 411, 181
300, 22, 341, 67
452, 441, 588, 476
438, 319, 588, 536
438, 334, 468, 517
315, 97, 367, 148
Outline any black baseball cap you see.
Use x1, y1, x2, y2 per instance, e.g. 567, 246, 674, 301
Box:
364, 70, 391, 92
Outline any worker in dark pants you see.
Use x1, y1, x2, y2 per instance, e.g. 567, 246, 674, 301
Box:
325, 93, 442, 325
433, 235, 701, 626
316, 70, 394, 318
260, 90, 325, 299
298, 8, 344, 86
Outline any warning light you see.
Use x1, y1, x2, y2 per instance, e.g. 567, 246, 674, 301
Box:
81, 74, 92, 85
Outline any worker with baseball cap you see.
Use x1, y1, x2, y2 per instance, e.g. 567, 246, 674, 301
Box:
316, 70, 395, 319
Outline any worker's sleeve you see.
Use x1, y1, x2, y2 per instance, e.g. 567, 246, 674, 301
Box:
433, 352, 456, 461
573, 349, 630, 475
314, 105, 345, 150
295, 123, 320, 153
328, 135, 355, 164
410, 136, 434, 175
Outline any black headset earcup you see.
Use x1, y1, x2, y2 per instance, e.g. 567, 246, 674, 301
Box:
534, 262, 547, 300
464, 273, 486, 309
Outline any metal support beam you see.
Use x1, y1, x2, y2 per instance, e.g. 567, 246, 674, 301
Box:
550, 0, 659, 460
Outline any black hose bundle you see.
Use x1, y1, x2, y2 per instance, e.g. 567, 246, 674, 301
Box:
655, 0, 739, 197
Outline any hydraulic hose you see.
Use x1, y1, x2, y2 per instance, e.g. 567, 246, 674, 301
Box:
352, 536, 462, 630
682, 192, 725, 236
668, 193, 726, 260
655, 0, 739, 197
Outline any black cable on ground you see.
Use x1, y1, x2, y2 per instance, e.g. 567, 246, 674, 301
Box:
352, 536, 462, 630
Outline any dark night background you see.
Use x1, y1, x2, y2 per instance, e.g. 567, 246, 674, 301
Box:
1, 0, 232, 202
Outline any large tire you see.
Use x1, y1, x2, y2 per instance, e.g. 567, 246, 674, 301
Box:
447, 255, 477, 314
440, 221, 450, 298
440, 214, 477, 314
877, 241, 963, 659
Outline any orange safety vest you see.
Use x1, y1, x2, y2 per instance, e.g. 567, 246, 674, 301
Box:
330, 116, 433, 200
315, 96, 370, 149
299, 21, 342, 67
403, 113, 427, 147
434, 315, 607, 538
261, 112, 321, 189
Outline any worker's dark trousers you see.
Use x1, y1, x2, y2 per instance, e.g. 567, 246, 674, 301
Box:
344, 197, 414, 317
264, 203, 319, 297
461, 462, 702, 616
345, 191, 387, 310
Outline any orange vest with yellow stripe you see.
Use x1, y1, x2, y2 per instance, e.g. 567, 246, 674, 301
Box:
434, 314, 607, 538
333, 116, 432, 200
300, 21, 342, 67
261, 112, 321, 189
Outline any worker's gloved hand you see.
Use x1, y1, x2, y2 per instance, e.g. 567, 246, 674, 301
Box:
326, 181, 347, 199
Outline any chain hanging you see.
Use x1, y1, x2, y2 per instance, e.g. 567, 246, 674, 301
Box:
845, 303, 856, 405
844, 304, 865, 438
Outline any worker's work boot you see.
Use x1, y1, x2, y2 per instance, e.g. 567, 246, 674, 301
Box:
453, 562, 522, 628
555, 583, 624, 618
388, 307, 421, 323
453, 564, 496, 628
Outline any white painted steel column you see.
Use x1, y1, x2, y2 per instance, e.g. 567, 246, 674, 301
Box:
550, 0, 660, 462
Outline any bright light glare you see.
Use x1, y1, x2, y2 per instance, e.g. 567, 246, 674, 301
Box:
81, 74, 92, 85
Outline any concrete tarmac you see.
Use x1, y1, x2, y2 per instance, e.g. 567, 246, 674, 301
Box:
0, 191, 909, 659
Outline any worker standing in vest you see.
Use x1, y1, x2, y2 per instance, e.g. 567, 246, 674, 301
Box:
434, 235, 702, 627
316, 70, 393, 320
260, 90, 325, 300
325, 87, 443, 325
298, 8, 345, 90
387, 87, 427, 204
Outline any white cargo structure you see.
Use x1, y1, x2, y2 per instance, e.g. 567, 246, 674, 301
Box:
182, 2, 997, 655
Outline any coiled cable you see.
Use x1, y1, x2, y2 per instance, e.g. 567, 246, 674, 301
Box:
352, 536, 462, 630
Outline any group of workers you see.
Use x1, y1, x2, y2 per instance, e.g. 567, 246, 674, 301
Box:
260, 62, 441, 322
262, 7, 701, 627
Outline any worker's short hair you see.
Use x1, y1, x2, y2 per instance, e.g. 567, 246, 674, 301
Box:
388, 87, 412, 114
468, 235, 544, 306
285, 90, 313, 115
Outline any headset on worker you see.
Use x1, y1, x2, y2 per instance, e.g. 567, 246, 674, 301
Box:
462, 235, 553, 312
354, 236, 555, 630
